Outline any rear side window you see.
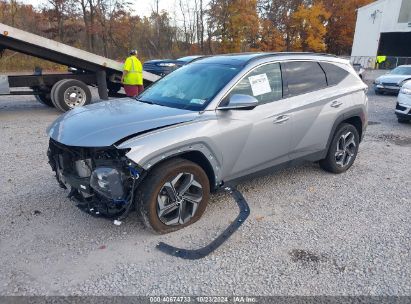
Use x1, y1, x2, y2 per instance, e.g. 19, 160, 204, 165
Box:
320, 62, 349, 86
227, 62, 283, 104
283, 61, 327, 96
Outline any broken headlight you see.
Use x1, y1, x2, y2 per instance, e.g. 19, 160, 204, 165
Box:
90, 167, 125, 200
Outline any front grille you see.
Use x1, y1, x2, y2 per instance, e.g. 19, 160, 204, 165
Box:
396, 103, 407, 111
382, 82, 399, 87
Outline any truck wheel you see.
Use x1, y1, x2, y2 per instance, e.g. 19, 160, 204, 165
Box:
35, 93, 54, 107
320, 123, 360, 174
52, 79, 92, 112
137, 158, 210, 234
50, 80, 68, 112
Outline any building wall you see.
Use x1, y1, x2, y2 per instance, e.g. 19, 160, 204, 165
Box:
351, 0, 411, 57
381, 0, 411, 32
351, 0, 385, 57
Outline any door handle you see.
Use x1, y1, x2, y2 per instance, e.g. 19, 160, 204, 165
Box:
273, 115, 290, 124
330, 100, 343, 108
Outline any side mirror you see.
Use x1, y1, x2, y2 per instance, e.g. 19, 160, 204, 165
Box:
217, 94, 258, 110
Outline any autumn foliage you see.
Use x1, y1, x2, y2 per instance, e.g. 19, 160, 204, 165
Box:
0, 0, 373, 71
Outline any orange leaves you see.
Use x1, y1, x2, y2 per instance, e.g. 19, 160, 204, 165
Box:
290, 1, 331, 52
324, 0, 374, 54
208, 0, 260, 53
259, 19, 286, 52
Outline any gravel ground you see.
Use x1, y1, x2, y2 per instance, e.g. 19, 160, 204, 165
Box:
0, 74, 410, 296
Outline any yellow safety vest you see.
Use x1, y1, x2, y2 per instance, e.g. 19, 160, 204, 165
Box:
376, 56, 387, 64
123, 56, 143, 85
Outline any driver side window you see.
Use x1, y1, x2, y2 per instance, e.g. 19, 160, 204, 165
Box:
226, 63, 283, 105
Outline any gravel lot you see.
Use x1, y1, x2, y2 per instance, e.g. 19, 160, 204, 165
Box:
0, 73, 410, 296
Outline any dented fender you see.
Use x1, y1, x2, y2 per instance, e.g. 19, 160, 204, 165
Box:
117, 116, 224, 185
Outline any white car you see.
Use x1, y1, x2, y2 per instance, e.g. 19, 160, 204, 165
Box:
395, 80, 411, 123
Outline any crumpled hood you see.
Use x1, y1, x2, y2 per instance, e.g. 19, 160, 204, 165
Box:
47, 98, 198, 147
376, 74, 411, 84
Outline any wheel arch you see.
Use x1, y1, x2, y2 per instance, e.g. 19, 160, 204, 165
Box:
141, 150, 217, 193
325, 107, 366, 155
343, 116, 363, 140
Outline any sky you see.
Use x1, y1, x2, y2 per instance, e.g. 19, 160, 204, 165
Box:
20, 0, 181, 19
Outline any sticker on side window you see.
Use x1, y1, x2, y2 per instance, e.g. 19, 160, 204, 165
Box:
248, 73, 271, 96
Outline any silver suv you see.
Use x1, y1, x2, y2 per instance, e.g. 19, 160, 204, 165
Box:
47, 53, 368, 233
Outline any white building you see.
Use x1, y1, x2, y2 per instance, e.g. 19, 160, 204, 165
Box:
351, 0, 411, 60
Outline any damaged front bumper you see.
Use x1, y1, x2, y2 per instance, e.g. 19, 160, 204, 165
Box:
48, 139, 145, 220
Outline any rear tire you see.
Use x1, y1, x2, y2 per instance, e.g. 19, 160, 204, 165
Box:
136, 158, 210, 234
398, 117, 408, 123
52, 79, 92, 112
50, 80, 67, 112
35, 93, 54, 107
320, 123, 360, 174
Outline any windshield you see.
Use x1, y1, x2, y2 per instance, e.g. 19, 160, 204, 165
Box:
138, 63, 241, 111
390, 66, 411, 75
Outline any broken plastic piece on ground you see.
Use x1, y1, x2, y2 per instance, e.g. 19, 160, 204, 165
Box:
113, 220, 122, 226
156, 185, 250, 260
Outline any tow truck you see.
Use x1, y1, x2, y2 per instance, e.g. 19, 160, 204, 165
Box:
0, 22, 160, 111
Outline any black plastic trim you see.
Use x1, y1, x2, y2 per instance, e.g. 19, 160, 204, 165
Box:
325, 107, 366, 152
156, 185, 250, 260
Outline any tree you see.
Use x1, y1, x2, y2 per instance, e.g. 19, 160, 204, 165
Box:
259, 19, 285, 51
324, 0, 374, 55
290, 2, 331, 52
258, 0, 305, 51
41, 0, 74, 42
208, 0, 259, 53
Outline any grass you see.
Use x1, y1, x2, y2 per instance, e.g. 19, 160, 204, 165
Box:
0, 51, 66, 73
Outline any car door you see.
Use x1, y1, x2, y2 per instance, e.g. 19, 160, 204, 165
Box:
281, 61, 353, 160
215, 62, 293, 181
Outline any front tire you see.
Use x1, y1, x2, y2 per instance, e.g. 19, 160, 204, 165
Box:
398, 117, 408, 123
320, 123, 360, 174
137, 158, 210, 234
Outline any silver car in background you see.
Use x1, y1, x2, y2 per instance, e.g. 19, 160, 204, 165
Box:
47, 53, 368, 234
396, 80, 411, 123
374, 65, 411, 95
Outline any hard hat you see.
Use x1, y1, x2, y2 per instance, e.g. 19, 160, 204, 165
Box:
129, 50, 138, 55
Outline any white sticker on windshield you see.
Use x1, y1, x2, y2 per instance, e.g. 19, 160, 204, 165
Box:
248, 73, 271, 96
190, 98, 206, 105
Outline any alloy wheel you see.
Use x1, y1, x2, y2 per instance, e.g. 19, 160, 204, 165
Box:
157, 172, 203, 226
335, 131, 356, 168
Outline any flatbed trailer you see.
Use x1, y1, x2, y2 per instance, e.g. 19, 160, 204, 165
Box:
0, 22, 160, 111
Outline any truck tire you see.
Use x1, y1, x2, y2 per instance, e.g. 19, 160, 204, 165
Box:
50, 80, 68, 112
137, 158, 210, 234
52, 79, 92, 112
35, 93, 54, 107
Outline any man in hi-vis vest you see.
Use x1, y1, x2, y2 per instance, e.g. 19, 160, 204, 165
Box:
122, 50, 144, 97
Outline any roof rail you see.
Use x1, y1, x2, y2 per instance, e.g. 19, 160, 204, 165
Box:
244, 52, 338, 65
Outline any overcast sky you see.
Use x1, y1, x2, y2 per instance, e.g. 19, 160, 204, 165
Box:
20, 0, 182, 19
